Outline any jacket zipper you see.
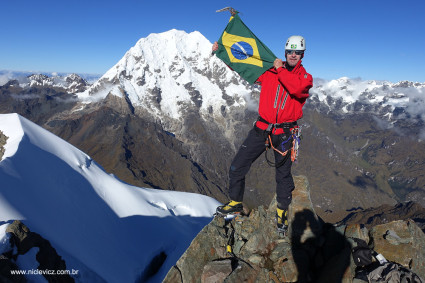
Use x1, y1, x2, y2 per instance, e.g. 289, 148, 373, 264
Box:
273, 84, 290, 128
281, 91, 289, 110
273, 85, 281, 108
275, 86, 284, 123
275, 89, 290, 129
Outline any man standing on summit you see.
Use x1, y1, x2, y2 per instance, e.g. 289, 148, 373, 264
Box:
213, 35, 313, 233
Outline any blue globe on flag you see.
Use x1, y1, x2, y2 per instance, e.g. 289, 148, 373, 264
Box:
231, 41, 254, 60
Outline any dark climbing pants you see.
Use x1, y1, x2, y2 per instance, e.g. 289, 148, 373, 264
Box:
228, 126, 295, 210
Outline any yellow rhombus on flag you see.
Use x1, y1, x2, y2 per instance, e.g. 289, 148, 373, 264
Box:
214, 12, 277, 84
222, 31, 263, 67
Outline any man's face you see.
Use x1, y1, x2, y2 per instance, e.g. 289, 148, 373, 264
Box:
285, 50, 303, 67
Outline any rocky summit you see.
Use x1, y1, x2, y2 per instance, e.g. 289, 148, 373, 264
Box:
163, 175, 425, 282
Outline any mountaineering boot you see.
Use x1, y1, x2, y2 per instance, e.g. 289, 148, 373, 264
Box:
216, 200, 243, 215
276, 208, 288, 234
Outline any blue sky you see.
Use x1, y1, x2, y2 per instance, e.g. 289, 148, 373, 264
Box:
1, 0, 424, 82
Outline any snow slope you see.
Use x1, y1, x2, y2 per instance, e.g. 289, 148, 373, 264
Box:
0, 113, 220, 282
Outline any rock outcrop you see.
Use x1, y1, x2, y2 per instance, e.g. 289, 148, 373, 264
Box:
0, 130, 7, 161
163, 175, 425, 282
338, 201, 425, 232
1, 221, 74, 283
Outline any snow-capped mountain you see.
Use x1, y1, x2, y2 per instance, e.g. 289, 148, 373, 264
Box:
6, 30, 425, 141
0, 113, 220, 282
308, 77, 425, 142
0, 70, 100, 86
313, 77, 424, 111
3, 73, 90, 94
311, 77, 425, 122
77, 29, 252, 122
25, 73, 89, 93
4, 30, 425, 130
74, 30, 425, 141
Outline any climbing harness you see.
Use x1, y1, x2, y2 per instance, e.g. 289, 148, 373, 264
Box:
259, 116, 302, 167
291, 126, 302, 162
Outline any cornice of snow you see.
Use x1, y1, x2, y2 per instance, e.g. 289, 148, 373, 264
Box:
0, 113, 219, 218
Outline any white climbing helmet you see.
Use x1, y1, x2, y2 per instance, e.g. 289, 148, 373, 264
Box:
285, 35, 306, 51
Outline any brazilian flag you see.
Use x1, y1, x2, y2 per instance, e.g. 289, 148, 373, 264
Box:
214, 12, 277, 84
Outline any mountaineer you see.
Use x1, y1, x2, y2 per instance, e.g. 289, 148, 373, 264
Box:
213, 34, 313, 234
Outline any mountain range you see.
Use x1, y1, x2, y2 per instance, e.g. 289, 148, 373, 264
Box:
1, 29, 424, 224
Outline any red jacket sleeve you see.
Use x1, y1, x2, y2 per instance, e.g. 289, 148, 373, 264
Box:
255, 71, 267, 85
276, 66, 313, 99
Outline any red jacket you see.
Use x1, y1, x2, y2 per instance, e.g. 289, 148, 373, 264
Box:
255, 60, 313, 135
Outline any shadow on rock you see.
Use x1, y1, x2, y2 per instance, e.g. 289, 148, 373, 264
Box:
291, 209, 351, 283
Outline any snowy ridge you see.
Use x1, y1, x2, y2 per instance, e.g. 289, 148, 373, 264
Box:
0, 113, 220, 282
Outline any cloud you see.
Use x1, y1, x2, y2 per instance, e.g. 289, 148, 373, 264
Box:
54, 96, 80, 103
0, 72, 14, 86
403, 87, 425, 120
372, 116, 393, 131
242, 91, 259, 112
10, 94, 40, 100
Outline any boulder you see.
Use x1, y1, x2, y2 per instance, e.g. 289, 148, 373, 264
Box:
370, 220, 425, 277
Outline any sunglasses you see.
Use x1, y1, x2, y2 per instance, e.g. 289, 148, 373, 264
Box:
285, 50, 304, 55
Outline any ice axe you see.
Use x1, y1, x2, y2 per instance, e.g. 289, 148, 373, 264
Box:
216, 7, 237, 16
